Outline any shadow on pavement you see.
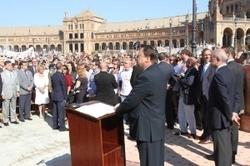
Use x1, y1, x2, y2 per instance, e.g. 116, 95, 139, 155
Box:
238, 141, 250, 149
44, 153, 71, 166
164, 129, 213, 165
43, 113, 54, 129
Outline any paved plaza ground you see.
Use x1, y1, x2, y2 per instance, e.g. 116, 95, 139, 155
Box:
0, 114, 250, 166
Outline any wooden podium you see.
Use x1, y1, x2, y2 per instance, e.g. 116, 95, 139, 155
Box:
66, 101, 126, 166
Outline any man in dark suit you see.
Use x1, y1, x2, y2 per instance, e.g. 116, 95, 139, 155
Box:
130, 57, 143, 88
51, 62, 67, 131
198, 48, 215, 143
94, 61, 118, 106
208, 49, 239, 166
224, 47, 244, 163
157, 53, 175, 129
115, 45, 173, 166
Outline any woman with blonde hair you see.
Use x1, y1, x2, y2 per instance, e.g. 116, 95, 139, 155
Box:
34, 64, 49, 118
74, 63, 88, 103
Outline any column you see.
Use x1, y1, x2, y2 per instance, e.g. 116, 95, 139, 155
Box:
177, 40, 180, 48
232, 33, 235, 48
243, 35, 246, 51
99, 43, 102, 51
72, 43, 75, 53
78, 43, 81, 52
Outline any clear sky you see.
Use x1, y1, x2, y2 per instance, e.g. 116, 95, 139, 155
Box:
0, 0, 209, 26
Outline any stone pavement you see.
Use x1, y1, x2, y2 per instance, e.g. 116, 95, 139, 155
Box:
0, 114, 250, 166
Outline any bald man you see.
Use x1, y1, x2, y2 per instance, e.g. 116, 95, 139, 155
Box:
94, 61, 118, 106
208, 49, 238, 166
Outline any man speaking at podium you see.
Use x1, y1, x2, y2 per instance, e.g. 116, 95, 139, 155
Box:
115, 45, 173, 166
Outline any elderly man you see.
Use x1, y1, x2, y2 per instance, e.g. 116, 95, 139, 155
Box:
115, 45, 173, 166
208, 49, 239, 166
17, 61, 34, 122
1, 60, 20, 126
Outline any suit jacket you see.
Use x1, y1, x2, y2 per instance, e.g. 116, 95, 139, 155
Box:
208, 66, 233, 130
158, 61, 174, 83
179, 67, 199, 105
17, 69, 34, 95
130, 65, 143, 88
116, 63, 172, 142
51, 71, 67, 101
1, 69, 20, 99
28, 65, 36, 76
227, 60, 245, 113
94, 71, 118, 106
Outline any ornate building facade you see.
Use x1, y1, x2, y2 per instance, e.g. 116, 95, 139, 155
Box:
210, 0, 250, 51
0, 0, 249, 55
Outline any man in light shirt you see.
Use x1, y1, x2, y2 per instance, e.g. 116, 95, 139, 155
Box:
118, 58, 133, 124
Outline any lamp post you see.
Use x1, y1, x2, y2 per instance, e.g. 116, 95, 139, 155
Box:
185, 14, 189, 48
234, 16, 238, 53
145, 24, 149, 45
169, 18, 172, 55
192, 0, 197, 57
136, 28, 141, 49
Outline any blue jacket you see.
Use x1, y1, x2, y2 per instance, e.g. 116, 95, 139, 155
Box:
51, 71, 67, 101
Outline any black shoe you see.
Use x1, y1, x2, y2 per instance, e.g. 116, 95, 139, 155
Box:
0, 125, 2, 128
204, 154, 214, 160
59, 127, 69, 132
167, 125, 174, 129
190, 134, 199, 140
4, 123, 9, 126
25, 118, 32, 120
11, 121, 19, 124
127, 135, 135, 141
53, 126, 59, 130
19, 119, 25, 122
232, 154, 236, 164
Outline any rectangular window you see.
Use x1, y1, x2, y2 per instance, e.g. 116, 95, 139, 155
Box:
75, 33, 78, 39
69, 33, 73, 39
80, 33, 84, 39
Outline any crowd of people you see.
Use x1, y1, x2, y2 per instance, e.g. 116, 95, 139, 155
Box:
0, 45, 249, 166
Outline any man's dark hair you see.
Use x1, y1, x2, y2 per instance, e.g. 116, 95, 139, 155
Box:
180, 49, 192, 57
4, 60, 11, 66
19, 61, 28, 68
158, 53, 166, 61
201, 48, 211, 56
140, 45, 158, 63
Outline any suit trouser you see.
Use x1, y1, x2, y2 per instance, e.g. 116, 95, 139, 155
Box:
52, 101, 65, 129
166, 89, 175, 128
231, 124, 239, 154
200, 96, 211, 138
121, 95, 129, 123
178, 96, 196, 134
19, 94, 31, 120
137, 139, 164, 166
2, 96, 17, 123
212, 128, 232, 166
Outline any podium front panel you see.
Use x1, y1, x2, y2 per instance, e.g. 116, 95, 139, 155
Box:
67, 109, 103, 166
67, 106, 125, 166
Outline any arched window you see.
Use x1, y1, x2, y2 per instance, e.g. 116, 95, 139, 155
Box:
95, 43, 99, 51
